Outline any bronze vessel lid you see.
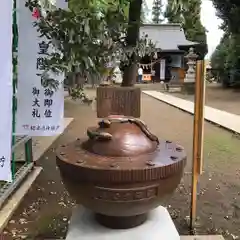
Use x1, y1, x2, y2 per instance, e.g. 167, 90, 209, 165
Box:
56, 116, 187, 183
82, 115, 159, 157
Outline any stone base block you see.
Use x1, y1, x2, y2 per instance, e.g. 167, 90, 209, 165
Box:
66, 206, 180, 240
96, 86, 141, 118
168, 87, 182, 93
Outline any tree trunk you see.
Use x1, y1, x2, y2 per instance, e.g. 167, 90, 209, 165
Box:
96, 0, 143, 118
122, 63, 137, 86
121, 0, 142, 87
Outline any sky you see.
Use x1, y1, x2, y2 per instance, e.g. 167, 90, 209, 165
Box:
146, 0, 224, 58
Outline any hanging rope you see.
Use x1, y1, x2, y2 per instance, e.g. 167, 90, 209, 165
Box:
138, 59, 161, 69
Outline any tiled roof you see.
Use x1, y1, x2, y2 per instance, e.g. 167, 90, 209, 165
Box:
140, 23, 199, 51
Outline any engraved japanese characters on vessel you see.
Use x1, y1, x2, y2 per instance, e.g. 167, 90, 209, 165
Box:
94, 185, 158, 202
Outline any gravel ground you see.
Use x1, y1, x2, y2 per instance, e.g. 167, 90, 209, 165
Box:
2, 88, 240, 240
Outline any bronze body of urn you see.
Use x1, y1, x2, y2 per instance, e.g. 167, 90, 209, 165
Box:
56, 116, 187, 229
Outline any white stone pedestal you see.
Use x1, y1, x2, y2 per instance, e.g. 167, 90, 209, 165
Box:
66, 206, 180, 240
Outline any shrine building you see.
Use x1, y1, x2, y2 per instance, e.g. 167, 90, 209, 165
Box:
139, 23, 200, 83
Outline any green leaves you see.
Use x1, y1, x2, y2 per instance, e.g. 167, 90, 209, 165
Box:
24, 0, 155, 91
210, 1, 240, 87
212, 0, 240, 34
165, 0, 207, 57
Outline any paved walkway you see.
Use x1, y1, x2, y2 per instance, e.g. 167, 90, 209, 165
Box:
181, 236, 224, 240
143, 90, 240, 134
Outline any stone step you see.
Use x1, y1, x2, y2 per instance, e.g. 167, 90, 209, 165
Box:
169, 82, 182, 86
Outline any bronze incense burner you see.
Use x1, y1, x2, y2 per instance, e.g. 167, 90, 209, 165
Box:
56, 116, 187, 229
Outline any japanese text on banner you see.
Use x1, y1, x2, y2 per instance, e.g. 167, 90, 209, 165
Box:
16, 0, 64, 136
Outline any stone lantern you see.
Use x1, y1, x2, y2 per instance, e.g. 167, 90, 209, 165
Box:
112, 52, 123, 85
183, 47, 198, 93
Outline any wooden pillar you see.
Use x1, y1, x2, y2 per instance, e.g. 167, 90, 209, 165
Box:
190, 60, 205, 231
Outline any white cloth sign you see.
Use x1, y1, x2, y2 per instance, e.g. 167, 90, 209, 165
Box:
0, 0, 13, 181
160, 59, 166, 80
16, 0, 64, 136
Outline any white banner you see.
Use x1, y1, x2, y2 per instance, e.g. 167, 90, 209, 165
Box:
0, 0, 13, 181
17, 0, 64, 136
160, 59, 166, 80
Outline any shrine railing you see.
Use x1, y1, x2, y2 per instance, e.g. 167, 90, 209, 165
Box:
0, 136, 33, 209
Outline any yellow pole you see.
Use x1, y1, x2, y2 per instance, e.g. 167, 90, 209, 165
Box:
190, 60, 205, 230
